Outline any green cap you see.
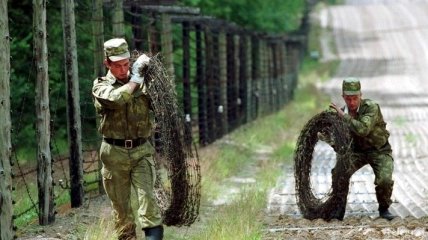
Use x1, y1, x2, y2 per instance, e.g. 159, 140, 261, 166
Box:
104, 38, 130, 62
342, 77, 361, 95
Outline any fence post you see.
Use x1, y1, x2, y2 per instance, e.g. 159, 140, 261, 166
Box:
92, 0, 105, 77
238, 33, 248, 125
195, 23, 208, 145
260, 40, 268, 116
218, 29, 228, 135
112, 0, 125, 38
34, 0, 55, 225
204, 26, 216, 143
182, 21, 192, 147
244, 35, 252, 123
226, 32, 238, 131
62, 0, 84, 208
131, 4, 144, 50
0, 1, 14, 238
251, 36, 260, 120
161, 13, 175, 79
211, 28, 223, 138
91, 0, 105, 195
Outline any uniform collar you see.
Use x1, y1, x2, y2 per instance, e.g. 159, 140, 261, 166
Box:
105, 70, 129, 85
344, 104, 360, 114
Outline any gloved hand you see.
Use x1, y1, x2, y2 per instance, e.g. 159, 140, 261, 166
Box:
130, 54, 150, 84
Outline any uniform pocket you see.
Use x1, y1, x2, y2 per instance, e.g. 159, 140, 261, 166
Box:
101, 167, 112, 180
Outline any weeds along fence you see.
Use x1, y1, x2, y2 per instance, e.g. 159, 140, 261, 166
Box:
0, 0, 313, 237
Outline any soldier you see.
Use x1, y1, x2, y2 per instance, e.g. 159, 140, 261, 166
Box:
329, 77, 396, 221
92, 38, 163, 239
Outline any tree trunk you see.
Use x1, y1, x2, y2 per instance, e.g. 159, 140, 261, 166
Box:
62, 0, 84, 208
33, 0, 55, 225
112, 0, 125, 38
92, 0, 105, 195
0, 1, 14, 238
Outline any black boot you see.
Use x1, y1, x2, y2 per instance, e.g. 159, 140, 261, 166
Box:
143, 225, 163, 240
379, 209, 396, 221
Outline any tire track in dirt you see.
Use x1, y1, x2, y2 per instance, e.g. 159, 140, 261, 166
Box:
266, 1, 428, 239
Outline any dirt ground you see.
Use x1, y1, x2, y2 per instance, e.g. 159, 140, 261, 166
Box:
266, 0, 428, 239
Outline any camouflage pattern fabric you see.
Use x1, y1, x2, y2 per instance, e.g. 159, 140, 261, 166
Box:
342, 77, 361, 95
340, 98, 394, 210
342, 99, 390, 152
92, 71, 152, 139
104, 38, 130, 61
92, 70, 162, 232
100, 141, 162, 229
332, 150, 394, 210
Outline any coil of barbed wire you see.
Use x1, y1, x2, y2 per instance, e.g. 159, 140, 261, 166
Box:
294, 111, 354, 220
130, 51, 201, 226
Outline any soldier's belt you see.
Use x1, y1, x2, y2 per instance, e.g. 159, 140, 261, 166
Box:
103, 137, 147, 149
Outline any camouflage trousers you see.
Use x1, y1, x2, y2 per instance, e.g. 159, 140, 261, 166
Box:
334, 149, 394, 211
99, 141, 162, 236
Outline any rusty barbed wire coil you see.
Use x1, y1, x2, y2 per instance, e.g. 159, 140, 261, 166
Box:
294, 111, 354, 220
130, 51, 201, 226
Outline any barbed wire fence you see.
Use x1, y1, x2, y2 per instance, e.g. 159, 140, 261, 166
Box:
1, 0, 314, 237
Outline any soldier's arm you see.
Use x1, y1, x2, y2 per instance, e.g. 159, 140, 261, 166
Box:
343, 102, 378, 136
92, 79, 137, 109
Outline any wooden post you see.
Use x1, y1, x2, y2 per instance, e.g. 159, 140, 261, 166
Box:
148, 12, 160, 54
92, 0, 105, 77
131, 4, 144, 50
112, 0, 125, 38
226, 32, 237, 131
238, 33, 247, 125
0, 1, 14, 238
244, 35, 252, 123
267, 42, 274, 113
33, 0, 55, 225
195, 24, 207, 145
91, 0, 105, 195
218, 30, 228, 135
204, 26, 216, 143
251, 36, 260, 120
161, 13, 174, 79
212, 29, 223, 138
259, 40, 267, 116
278, 42, 286, 106
182, 21, 192, 147
62, 0, 84, 208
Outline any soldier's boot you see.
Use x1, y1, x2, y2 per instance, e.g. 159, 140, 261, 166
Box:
376, 182, 395, 220
379, 208, 396, 221
143, 225, 163, 240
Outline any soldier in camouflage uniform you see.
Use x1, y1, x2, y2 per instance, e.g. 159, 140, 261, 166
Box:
92, 38, 163, 239
329, 77, 396, 220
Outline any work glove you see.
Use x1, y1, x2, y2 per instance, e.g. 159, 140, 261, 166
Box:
130, 54, 150, 84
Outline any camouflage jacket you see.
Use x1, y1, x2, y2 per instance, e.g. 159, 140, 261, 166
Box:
92, 71, 152, 139
343, 99, 390, 152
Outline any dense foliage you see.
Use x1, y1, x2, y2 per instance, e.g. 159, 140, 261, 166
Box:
178, 0, 306, 33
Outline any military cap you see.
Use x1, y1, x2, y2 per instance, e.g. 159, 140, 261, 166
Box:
104, 38, 130, 62
342, 77, 361, 95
